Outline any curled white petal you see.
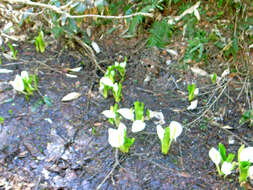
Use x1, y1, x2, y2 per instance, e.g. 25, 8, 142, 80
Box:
248, 166, 253, 180
194, 88, 199, 95
21, 71, 29, 80
194, 9, 200, 21
209, 147, 221, 165
102, 110, 116, 119
169, 121, 183, 141
132, 120, 145, 133
120, 61, 126, 68
100, 77, 114, 87
239, 147, 253, 163
156, 125, 165, 141
108, 123, 126, 148
117, 108, 134, 120
113, 83, 118, 93
9, 75, 24, 92
187, 99, 198, 110
221, 161, 233, 175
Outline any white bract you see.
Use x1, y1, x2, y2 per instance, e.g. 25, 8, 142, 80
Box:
132, 120, 146, 133
169, 121, 183, 141
21, 71, 29, 80
9, 75, 25, 92
113, 83, 118, 92
239, 147, 253, 162
102, 110, 116, 119
100, 77, 114, 87
108, 123, 126, 148
187, 99, 198, 110
117, 108, 134, 120
194, 88, 199, 95
248, 166, 253, 180
156, 125, 165, 141
221, 161, 233, 175
209, 147, 221, 165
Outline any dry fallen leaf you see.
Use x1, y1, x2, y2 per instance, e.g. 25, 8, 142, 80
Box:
191, 67, 208, 76
61, 92, 81, 102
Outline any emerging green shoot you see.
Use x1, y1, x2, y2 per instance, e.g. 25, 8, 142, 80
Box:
187, 83, 198, 102
209, 143, 235, 177
35, 31, 46, 53
157, 121, 183, 155
210, 73, 217, 84
0, 116, 4, 124
8, 42, 18, 60
108, 123, 135, 153
9, 71, 38, 100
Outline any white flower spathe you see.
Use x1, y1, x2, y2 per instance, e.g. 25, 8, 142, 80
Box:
209, 147, 221, 165
113, 83, 118, 93
239, 147, 253, 163
156, 125, 165, 141
169, 121, 183, 141
21, 71, 29, 81
108, 123, 126, 148
248, 166, 253, 180
102, 109, 116, 119
132, 120, 146, 133
194, 88, 199, 95
9, 75, 24, 92
100, 77, 114, 87
221, 161, 233, 175
187, 99, 198, 110
117, 108, 134, 120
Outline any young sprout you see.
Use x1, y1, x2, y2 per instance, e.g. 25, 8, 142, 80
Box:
209, 147, 222, 175
9, 71, 37, 99
238, 145, 253, 183
156, 121, 183, 155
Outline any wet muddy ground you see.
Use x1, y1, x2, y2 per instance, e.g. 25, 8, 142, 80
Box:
0, 37, 253, 189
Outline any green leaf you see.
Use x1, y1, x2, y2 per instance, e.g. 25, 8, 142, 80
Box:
161, 127, 171, 155
226, 153, 235, 163
218, 143, 227, 162
134, 101, 144, 120
187, 83, 195, 101
211, 73, 217, 84
0, 116, 4, 124
239, 161, 251, 183
147, 20, 172, 48
35, 31, 46, 53
120, 130, 135, 153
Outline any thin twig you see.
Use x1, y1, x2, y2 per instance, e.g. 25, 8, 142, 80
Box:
185, 79, 231, 129
96, 149, 119, 190
4, 0, 153, 19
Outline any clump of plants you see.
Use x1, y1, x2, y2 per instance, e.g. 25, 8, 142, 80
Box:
9, 71, 38, 100
100, 61, 183, 154
209, 143, 253, 185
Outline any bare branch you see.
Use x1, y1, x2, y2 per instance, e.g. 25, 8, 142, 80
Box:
3, 0, 154, 19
